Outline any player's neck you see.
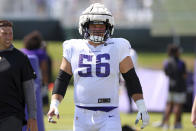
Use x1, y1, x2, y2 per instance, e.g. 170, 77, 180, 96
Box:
88, 41, 104, 47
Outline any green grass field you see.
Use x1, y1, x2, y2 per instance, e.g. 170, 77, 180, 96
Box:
44, 88, 195, 131
14, 41, 195, 131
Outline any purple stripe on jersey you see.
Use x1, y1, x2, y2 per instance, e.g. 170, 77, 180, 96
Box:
76, 105, 117, 112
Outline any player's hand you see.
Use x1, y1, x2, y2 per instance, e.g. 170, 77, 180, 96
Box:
48, 99, 60, 123
191, 112, 196, 128
47, 107, 60, 123
135, 99, 150, 129
27, 118, 38, 131
135, 111, 149, 129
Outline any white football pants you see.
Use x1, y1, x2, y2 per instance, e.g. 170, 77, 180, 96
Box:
73, 106, 122, 131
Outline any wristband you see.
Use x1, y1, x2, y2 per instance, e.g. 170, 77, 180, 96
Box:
135, 99, 147, 112
50, 99, 60, 109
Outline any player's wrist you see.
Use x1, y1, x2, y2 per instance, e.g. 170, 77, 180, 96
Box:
50, 99, 60, 109
135, 99, 147, 112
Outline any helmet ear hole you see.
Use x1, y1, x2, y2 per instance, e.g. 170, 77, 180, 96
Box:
82, 22, 90, 38
83, 27, 89, 39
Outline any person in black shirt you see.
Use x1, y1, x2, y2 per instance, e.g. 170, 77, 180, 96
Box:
164, 44, 187, 129
0, 20, 38, 131
154, 44, 187, 129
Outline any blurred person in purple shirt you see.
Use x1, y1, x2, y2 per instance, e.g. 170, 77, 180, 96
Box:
21, 31, 49, 107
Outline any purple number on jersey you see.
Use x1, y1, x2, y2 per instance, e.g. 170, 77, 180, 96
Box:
78, 54, 93, 77
96, 54, 110, 77
78, 53, 110, 77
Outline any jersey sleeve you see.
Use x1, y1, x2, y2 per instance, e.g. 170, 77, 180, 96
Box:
118, 38, 132, 63
21, 56, 37, 82
63, 40, 72, 63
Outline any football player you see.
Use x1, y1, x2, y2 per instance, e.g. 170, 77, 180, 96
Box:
48, 3, 149, 131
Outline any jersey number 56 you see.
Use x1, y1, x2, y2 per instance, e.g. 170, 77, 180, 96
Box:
78, 54, 110, 77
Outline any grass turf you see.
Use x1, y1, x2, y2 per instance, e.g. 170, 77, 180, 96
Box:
44, 87, 195, 131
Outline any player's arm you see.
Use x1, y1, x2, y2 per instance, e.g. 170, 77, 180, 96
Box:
120, 56, 143, 101
47, 57, 72, 123
52, 57, 72, 101
23, 79, 38, 131
120, 56, 149, 129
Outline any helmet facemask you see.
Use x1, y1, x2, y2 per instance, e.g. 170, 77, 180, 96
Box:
83, 21, 111, 43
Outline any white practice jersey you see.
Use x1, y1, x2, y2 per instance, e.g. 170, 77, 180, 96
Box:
63, 38, 131, 107
130, 48, 138, 68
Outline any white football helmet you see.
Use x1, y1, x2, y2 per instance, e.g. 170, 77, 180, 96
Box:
79, 3, 114, 43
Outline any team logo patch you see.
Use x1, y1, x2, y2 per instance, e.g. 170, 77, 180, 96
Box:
98, 98, 111, 103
